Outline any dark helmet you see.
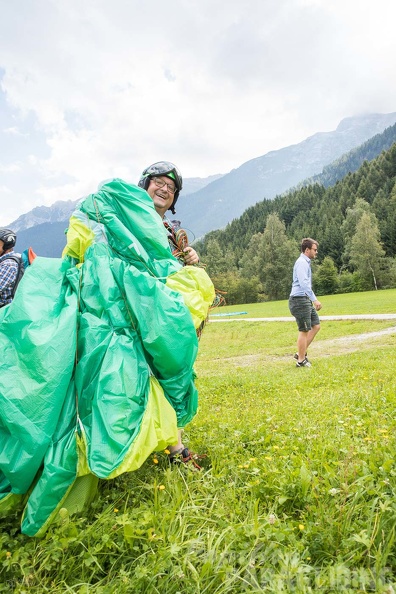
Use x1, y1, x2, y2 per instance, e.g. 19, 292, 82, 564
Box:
138, 161, 183, 214
0, 228, 17, 251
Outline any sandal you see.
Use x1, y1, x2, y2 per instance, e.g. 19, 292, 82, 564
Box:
168, 447, 207, 470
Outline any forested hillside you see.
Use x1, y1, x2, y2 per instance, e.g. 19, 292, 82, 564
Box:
176, 113, 396, 238
298, 122, 396, 189
197, 143, 396, 304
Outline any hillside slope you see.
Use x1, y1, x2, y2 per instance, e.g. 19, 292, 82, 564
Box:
176, 112, 396, 238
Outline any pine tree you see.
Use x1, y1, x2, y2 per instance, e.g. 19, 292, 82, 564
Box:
341, 198, 373, 267
349, 212, 386, 290
239, 232, 264, 278
203, 238, 229, 275
313, 256, 339, 295
258, 214, 298, 300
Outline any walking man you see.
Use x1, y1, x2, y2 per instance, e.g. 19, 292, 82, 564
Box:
289, 238, 322, 367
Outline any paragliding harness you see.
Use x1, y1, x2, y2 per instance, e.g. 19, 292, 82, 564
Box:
0, 247, 37, 306
163, 219, 189, 262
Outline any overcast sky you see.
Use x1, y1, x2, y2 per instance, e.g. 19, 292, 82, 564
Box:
1, 0, 396, 225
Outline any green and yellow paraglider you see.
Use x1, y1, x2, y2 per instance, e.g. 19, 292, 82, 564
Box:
0, 179, 215, 537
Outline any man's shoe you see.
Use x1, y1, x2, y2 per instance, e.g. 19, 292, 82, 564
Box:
296, 357, 311, 368
294, 353, 308, 362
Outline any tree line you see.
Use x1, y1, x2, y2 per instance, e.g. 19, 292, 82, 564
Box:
195, 143, 396, 304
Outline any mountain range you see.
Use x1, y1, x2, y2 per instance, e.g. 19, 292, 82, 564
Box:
175, 112, 396, 239
10, 112, 396, 256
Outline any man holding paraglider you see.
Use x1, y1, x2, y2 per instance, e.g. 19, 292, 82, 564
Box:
138, 161, 204, 467
0, 159, 214, 536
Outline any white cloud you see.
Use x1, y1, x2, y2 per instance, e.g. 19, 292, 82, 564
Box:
4, 127, 28, 137
1, 0, 396, 224
0, 162, 21, 172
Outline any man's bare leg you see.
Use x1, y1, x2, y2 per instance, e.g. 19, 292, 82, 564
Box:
297, 324, 320, 361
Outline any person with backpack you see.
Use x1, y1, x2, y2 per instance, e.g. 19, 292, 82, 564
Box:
0, 228, 23, 308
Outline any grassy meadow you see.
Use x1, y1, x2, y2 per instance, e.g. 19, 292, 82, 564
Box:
209, 288, 396, 317
1, 289, 396, 593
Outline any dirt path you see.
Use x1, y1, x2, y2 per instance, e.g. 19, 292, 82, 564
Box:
207, 315, 396, 364
210, 314, 396, 322
313, 325, 396, 357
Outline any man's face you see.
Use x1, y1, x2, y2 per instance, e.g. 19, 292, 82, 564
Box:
307, 244, 318, 259
147, 176, 176, 217
0, 240, 4, 256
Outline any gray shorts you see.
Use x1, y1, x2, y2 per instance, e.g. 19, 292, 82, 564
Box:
289, 296, 320, 332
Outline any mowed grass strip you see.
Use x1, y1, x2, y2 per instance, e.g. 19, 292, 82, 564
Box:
198, 318, 396, 364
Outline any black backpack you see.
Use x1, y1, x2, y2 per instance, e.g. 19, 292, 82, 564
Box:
2, 254, 25, 298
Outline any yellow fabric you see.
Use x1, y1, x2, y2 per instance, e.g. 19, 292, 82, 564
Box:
166, 266, 215, 329
62, 216, 95, 262
106, 376, 178, 479
0, 493, 24, 515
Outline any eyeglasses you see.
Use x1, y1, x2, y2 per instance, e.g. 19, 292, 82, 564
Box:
151, 177, 176, 194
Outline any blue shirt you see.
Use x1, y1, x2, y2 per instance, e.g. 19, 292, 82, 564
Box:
0, 250, 19, 307
290, 253, 317, 301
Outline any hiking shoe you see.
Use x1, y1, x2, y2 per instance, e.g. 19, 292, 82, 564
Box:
294, 353, 308, 362
296, 357, 311, 368
168, 447, 206, 470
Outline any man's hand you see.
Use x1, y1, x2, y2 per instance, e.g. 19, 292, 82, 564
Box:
313, 300, 322, 311
183, 246, 200, 265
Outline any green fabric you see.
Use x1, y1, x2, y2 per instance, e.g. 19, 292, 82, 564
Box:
0, 179, 214, 537
79, 179, 180, 278
0, 257, 78, 496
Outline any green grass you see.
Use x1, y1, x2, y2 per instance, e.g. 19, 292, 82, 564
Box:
210, 287, 396, 317
200, 319, 396, 362
1, 291, 396, 593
